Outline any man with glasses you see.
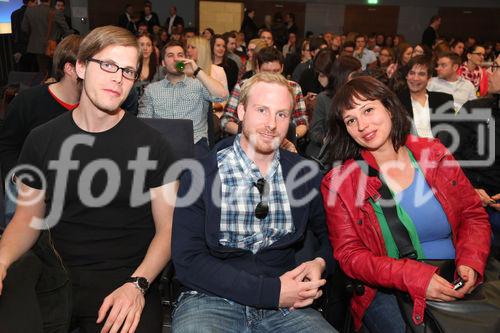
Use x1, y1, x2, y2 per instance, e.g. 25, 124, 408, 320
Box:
459, 45, 489, 96
172, 72, 336, 333
0, 26, 177, 333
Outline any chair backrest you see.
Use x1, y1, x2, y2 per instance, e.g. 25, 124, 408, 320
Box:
140, 118, 195, 161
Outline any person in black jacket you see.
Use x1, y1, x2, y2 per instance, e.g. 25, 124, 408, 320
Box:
10, 0, 37, 71
240, 8, 258, 44
171, 72, 336, 333
397, 55, 454, 144
454, 57, 500, 247
421, 15, 441, 49
118, 4, 137, 35
139, 3, 160, 34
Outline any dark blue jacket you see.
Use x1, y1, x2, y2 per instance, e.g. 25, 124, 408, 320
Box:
172, 137, 334, 309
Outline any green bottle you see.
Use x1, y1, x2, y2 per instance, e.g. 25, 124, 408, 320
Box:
175, 61, 185, 73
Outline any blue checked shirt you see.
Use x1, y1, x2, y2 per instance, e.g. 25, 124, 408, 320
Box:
138, 75, 225, 143
217, 135, 294, 254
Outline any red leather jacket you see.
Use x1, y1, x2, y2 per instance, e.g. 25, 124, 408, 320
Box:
321, 136, 491, 330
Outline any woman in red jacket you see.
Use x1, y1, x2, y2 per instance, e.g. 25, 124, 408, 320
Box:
321, 76, 491, 333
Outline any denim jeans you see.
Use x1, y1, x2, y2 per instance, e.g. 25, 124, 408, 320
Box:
363, 290, 408, 333
172, 291, 337, 333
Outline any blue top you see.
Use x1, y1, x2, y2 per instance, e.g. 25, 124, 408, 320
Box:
396, 167, 456, 259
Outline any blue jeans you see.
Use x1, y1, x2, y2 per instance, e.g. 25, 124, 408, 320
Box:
172, 291, 337, 333
363, 290, 407, 333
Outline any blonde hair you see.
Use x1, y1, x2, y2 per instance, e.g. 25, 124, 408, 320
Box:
187, 36, 213, 76
239, 72, 295, 111
247, 38, 267, 71
77, 26, 141, 67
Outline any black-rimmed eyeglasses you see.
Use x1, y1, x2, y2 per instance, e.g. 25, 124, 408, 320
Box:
254, 178, 269, 220
87, 58, 138, 80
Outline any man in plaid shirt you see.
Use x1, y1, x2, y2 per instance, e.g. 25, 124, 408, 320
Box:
221, 47, 309, 144
172, 73, 336, 333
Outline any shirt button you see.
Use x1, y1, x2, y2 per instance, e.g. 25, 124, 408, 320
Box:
415, 315, 421, 321
357, 220, 363, 225
451, 180, 457, 186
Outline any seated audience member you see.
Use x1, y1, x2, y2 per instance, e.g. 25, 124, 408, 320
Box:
459, 45, 489, 96
321, 76, 491, 333
187, 36, 229, 94
223, 31, 243, 71
292, 37, 327, 84
412, 43, 429, 58
455, 55, 500, 246
428, 52, 477, 111
137, 22, 148, 36
0, 26, 177, 333
353, 34, 377, 70
171, 72, 337, 333
282, 32, 298, 58
306, 54, 361, 158
387, 43, 413, 78
450, 39, 465, 58
138, 40, 227, 156
298, 38, 329, 96
221, 47, 308, 145
202, 27, 214, 41
340, 40, 355, 57
285, 40, 309, 77
376, 47, 395, 72
259, 28, 274, 47
0, 35, 82, 228
211, 34, 239, 92
397, 55, 454, 139
243, 38, 267, 78
134, 33, 160, 102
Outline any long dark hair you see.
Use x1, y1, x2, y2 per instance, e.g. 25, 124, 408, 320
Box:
324, 76, 411, 163
210, 34, 228, 66
137, 33, 158, 82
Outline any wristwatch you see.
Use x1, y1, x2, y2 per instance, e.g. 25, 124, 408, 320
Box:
193, 66, 202, 78
126, 276, 150, 294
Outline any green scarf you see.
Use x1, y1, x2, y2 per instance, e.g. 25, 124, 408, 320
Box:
369, 149, 426, 260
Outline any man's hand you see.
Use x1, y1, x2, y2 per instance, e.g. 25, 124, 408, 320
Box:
280, 138, 297, 153
279, 263, 326, 308
178, 58, 198, 77
475, 188, 493, 207
489, 193, 500, 211
97, 283, 145, 333
425, 273, 464, 302
0, 262, 7, 296
457, 265, 478, 295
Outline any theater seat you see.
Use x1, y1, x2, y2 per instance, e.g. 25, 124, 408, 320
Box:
140, 118, 195, 161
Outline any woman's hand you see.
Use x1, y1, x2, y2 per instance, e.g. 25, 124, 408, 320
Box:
425, 273, 464, 302
457, 265, 478, 294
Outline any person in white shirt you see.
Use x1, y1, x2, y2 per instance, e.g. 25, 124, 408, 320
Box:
397, 55, 454, 140
427, 51, 476, 111
353, 34, 377, 70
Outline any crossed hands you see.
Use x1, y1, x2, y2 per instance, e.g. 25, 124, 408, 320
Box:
278, 257, 326, 309
97, 283, 145, 333
425, 265, 477, 302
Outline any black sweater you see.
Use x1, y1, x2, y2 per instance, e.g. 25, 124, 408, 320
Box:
0, 85, 71, 183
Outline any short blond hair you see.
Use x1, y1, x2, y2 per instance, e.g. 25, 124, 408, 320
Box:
239, 72, 295, 111
77, 26, 141, 67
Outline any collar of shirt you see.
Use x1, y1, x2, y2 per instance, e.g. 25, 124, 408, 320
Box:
233, 134, 280, 183
162, 74, 187, 87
